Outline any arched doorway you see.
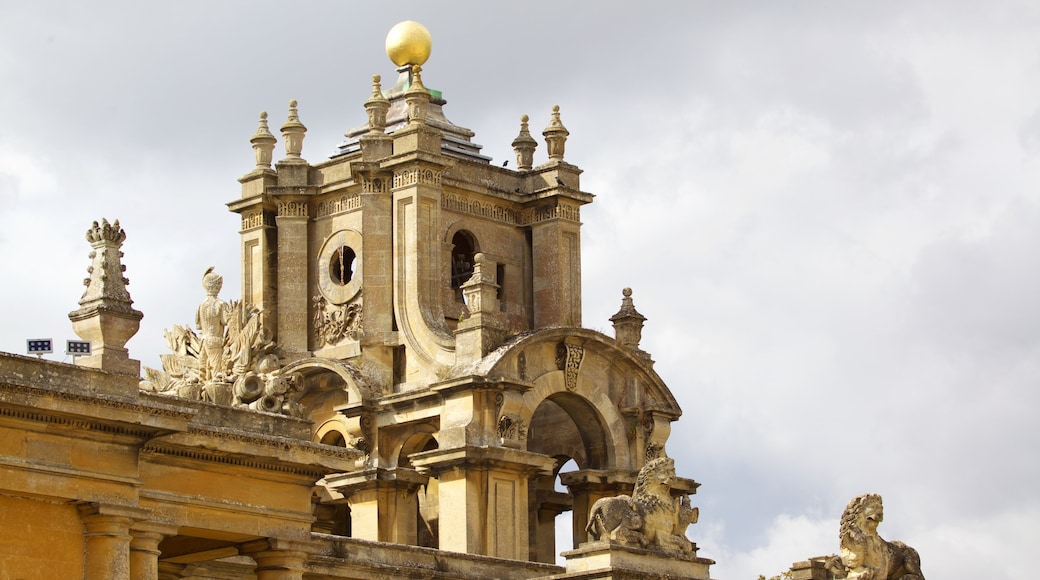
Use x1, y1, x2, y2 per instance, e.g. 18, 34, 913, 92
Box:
526, 393, 611, 563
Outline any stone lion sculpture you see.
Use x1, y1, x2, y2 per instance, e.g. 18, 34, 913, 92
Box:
585, 457, 699, 554
834, 493, 924, 580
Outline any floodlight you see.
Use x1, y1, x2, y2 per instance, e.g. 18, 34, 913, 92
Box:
66, 340, 91, 356
26, 339, 53, 356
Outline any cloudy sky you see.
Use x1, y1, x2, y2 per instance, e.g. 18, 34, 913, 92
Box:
3, 1, 1039, 577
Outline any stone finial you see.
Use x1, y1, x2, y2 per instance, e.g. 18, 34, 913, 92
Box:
460, 253, 500, 315
250, 111, 277, 169
405, 65, 430, 125
68, 219, 143, 376
610, 288, 648, 357
280, 99, 307, 160
364, 74, 390, 135
512, 114, 538, 171
542, 104, 569, 161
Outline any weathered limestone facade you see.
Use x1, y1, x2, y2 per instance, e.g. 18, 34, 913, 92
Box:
0, 22, 714, 580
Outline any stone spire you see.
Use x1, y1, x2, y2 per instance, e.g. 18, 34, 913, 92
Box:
405, 65, 430, 125
68, 219, 143, 376
511, 114, 538, 171
610, 287, 650, 363
542, 104, 569, 162
250, 111, 277, 169
280, 99, 307, 161
364, 74, 390, 134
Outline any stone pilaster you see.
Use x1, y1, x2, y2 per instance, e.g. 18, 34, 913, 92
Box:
324, 467, 428, 544
410, 446, 554, 559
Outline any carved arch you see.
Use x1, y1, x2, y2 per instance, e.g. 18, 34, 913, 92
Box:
472, 328, 683, 473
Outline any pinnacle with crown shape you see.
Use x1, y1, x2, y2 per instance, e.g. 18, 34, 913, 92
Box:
68, 218, 143, 376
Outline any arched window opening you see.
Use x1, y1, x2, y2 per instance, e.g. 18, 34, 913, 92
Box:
320, 430, 347, 447
450, 231, 477, 292
554, 458, 579, 563
416, 437, 440, 548
330, 246, 356, 285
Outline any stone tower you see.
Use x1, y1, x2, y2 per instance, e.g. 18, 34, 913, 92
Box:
219, 21, 707, 569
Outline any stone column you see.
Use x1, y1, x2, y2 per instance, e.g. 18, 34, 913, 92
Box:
130, 523, 178, 580
78, 503, 145, 580
250, 549, 308, 580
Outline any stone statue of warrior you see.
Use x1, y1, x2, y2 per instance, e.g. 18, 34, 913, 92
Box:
196, 267, 230, 382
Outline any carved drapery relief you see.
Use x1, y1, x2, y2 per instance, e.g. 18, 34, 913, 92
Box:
313, 295, 363, 346
556, 340, 584, 391
316, 194, 362, 218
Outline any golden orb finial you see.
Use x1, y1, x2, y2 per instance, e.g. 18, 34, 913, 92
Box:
386, 21, 432, 67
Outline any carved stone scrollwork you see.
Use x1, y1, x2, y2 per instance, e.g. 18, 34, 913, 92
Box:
497, 414, 527, 441
241, 210, 274, 231
361, 176, 388, 193
277, 199, 309, 217
645, 443, 664, 462
555, 339, 584, 391
350, 436, 371, 457
316, 194, 361, 218
393, 167, 441, 189
313, 295, 363, 346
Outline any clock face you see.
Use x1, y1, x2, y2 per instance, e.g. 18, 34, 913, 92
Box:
317, 229, 363, 304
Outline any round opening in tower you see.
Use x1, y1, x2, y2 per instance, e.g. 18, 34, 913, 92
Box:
330, 246, 356, 285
